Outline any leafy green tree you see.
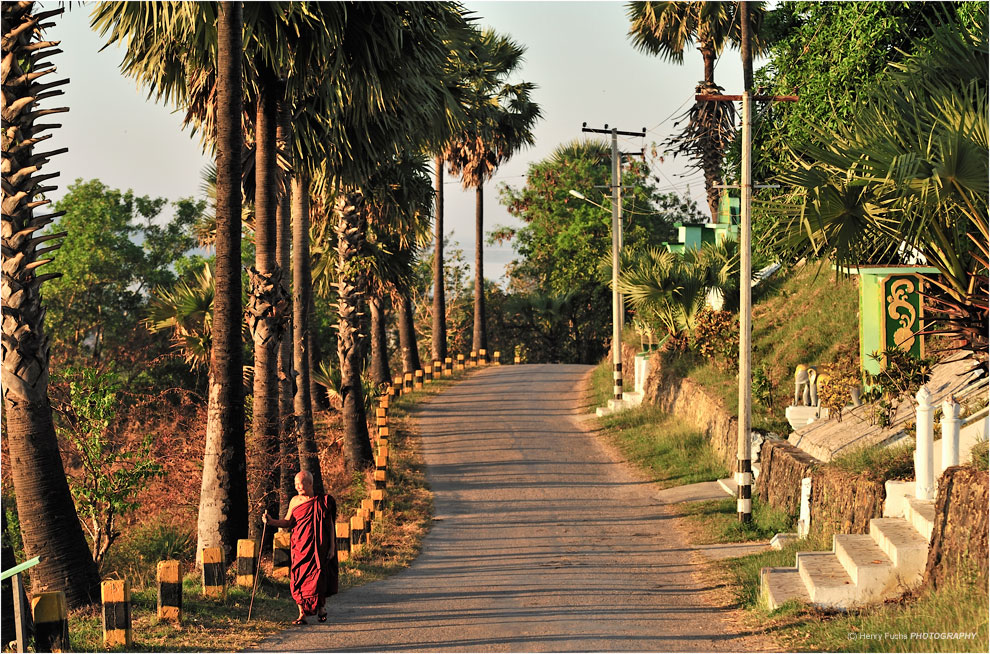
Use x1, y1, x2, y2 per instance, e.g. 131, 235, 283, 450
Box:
497, 139, 704, 362
53, 366, 165, 570
47, 180, 202, 364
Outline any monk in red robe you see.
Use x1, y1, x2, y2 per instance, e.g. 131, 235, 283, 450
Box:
264, 471, 339, 624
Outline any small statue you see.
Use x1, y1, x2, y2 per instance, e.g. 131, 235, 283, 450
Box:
794, 364, 809, 406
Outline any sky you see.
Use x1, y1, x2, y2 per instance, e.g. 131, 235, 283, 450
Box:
38, 1, 748, 282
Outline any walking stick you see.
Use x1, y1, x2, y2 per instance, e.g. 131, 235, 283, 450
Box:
247, 518, 267, 621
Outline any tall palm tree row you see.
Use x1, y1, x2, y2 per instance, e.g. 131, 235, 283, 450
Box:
311, 2, 475, 470
1, 1, 102, 607
446, 30, 542, 358
627, 1, 767, 221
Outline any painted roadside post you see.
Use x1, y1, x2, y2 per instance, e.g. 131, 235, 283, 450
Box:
336, 522, 350, 562
101, 579, 132, 648
201, 547, 224, 596
272, 531, 290, 578
157, 560, 182, 622
236, 539, 257, 587
31, 591, 68, 652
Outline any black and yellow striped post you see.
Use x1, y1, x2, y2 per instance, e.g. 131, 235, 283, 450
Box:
456, 354, 465, 371
401, 372, 411, 392
433, 359, 442, 378
374, 467, 387, 491
371, 488, 386, 515
468, 350, 476, 367
424, 365, 433, 382
101, 579, 132, 648
31, 591, 68, 652
479, 348, 487, 365
236, 539, 257, 587
387, 383, 396, 398
201, 547, 224, 597
358, 508, 372, 543
350, 514, 365, 553
157, 560, 182, 623
443, 357, 453, 376
380, 394, 389, 415
414, 369, 424, 389
494, 351, 501, 365
361, 499, 376, 527
393, 375, 403, 396
272, 531, 291, 578
335, 522, 350, 562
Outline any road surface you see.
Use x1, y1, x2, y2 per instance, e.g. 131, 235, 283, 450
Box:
255, 364, 764, 652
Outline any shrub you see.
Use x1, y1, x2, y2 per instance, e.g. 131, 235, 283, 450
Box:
972, 441, 989, 470
105, 519, 195, 588
693, 308, 738, 370
752, 364, 775, 409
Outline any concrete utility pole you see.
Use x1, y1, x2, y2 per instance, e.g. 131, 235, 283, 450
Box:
737, 0, 754, 523
697, 3, 796, 522
581, 123, 646, 403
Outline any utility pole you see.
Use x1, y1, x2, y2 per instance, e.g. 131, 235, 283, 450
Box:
581, 123, 646, 404
695, 2, 796, 522
738, 0, 754, 524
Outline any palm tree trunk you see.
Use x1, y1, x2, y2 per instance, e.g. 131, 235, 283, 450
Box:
276, 104, 297, 516
335, 192, 374, 469
398, 292, 422, 373
246, 69, 284, 541
431, 155, 447, 363
198, 0, 249, 565
473, 184, 487, 355
308, 296, 329, 410
292, 172, 324, 495
369, 295, 391, 385
1, 2, 101, 608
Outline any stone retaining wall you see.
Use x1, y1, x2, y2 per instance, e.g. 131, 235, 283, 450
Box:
644, 352, 738, 472
755, 439, 819, 516
924, 466, 989, 589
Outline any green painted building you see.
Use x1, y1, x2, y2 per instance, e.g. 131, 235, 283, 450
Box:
664, 190, 739, 254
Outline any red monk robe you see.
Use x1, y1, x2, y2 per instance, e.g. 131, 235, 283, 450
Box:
287, 494, 339, 615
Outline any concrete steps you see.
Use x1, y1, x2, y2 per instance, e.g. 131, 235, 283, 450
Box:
761, 482, 934, 611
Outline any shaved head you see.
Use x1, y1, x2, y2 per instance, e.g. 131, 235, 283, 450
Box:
295, 470, 313, 487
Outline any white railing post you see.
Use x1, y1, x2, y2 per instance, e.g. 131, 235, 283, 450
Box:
915, 386, 935, 500
798, 477, 812, 539
940, 395, 962, 475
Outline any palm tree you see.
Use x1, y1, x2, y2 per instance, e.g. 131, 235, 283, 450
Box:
1, 1, 102, 608
627, 1, 767, 221
617, 240, 741, 338
447, 30, 542, 358
275, 96, 297, 515
366, 154, 435, 375
145, 263, 216, 368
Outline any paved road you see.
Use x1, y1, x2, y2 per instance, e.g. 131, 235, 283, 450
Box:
256, 364, 762, 652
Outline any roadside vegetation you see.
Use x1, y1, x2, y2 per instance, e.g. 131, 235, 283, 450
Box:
61, 373, 457, 652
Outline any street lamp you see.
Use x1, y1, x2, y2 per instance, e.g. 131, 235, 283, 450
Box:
570, 187, 623, 407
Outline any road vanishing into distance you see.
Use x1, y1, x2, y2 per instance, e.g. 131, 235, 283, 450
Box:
256, 364, 766, 652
